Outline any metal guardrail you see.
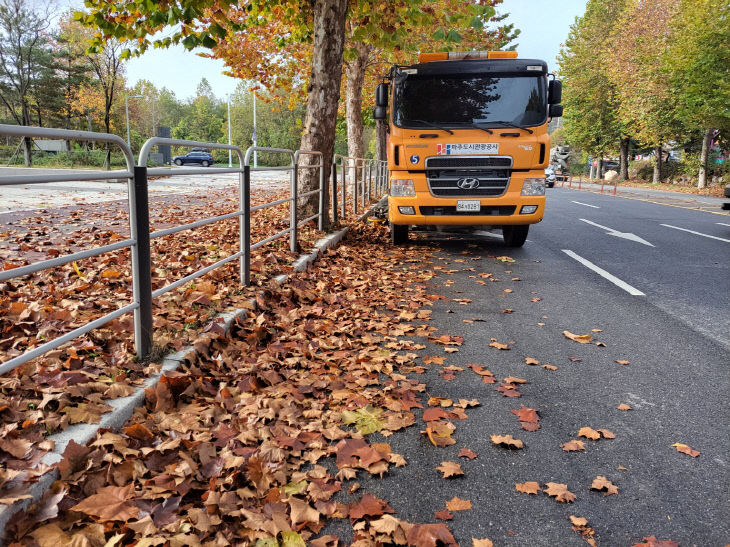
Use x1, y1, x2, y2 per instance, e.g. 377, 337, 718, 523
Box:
0, 125, 387, 373
331, 155, 388, 223
0, 125, 139, 375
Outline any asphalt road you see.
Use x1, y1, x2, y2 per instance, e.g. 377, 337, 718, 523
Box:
326, 187, 729, 545
0, 166, 288, 213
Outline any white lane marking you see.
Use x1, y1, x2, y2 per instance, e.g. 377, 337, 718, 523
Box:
579, 218, 655, 247
571, 200, 600, 208
716, 222, 730, 227
562, 249, 645, 296
661, 224, 730, 243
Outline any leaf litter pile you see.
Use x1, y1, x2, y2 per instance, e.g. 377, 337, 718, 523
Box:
4, 221, 476, 545
0, 186, 333, 509
1, 199, 693, 545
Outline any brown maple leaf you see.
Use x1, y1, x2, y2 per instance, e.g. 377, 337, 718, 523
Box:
590, 476, 618, 496
544, 482, 576, 503
515, 481, 541, 494
524, 357, 540, 365
436, 461, 464, 478
578, 427, 601, 440
598, 428, 616, 439
563, 330, 592, 343
422, 420, 456, 447
491, 434, 524, 449
615, 360, 630, 365
473, 539, 494, 547
542, 364, 558, 371
434, 509, 454, 520
71, 484, 139, 521
349, 493, 394, 521
672, 443, 700, 457
489, 341, 510, 350
407, 523, 458, 547
617, 403, 632, 410
561, 440, 586, 452
445, 496, 472, 511
458, 448, 478, 459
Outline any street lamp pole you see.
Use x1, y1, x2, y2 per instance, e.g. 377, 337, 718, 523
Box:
253, 92, 258, 168
125, 95, 142, 146
227, 96, 233, 167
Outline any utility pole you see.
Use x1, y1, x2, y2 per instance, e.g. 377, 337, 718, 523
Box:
125, 95, 142, 146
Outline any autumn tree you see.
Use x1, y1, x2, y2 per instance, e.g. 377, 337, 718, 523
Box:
608, 0, 684, 183
0, 0, 52, 165
665, 0, 730, 188
558, 0, 628, 180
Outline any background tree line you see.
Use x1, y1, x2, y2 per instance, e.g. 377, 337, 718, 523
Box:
558, 0, 729, 188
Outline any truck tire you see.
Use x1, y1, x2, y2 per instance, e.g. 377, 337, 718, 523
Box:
391, 223, 409, 245
502, 225, 529, 247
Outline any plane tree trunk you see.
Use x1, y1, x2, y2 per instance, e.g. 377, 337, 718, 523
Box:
298, 0, 348, 229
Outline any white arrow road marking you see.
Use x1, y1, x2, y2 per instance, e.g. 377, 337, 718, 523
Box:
579, 218, 655, 247
563, 250, 645, 296
661, 224, 730, 243
571, 201, 600, 208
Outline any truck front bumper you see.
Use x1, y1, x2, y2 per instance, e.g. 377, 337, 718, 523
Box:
388, 194, 545, 226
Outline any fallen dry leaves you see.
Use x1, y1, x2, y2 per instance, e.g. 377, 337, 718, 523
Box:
515, 481, 541, 494
491, 434, 524, 449
445, 496, 472, 511
672, 443, 700, 458
544, 482, 576, 503
436, 461, 464, 478
590, 475, 619, 496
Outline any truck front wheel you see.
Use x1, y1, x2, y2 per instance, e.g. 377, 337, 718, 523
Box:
391, 223, 409, 245
502, 225, 529, 247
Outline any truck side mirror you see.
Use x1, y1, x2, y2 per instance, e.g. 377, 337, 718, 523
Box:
373, 106, 387, 121
375, 83, 389, 107
548, 79, 562, 104
549, 104, 563, 118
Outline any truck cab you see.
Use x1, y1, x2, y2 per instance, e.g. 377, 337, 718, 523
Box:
374, 51, 563, 247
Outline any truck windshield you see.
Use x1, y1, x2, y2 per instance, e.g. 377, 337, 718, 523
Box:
393, 74, 546, 129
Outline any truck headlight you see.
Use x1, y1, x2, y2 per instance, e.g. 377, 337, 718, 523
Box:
391, 179, 416, 197
521, 178, 545, 196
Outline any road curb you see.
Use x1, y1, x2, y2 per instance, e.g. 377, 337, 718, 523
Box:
0, 199, 385, 540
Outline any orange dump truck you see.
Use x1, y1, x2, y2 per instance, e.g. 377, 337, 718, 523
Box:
373, 51, 563, 247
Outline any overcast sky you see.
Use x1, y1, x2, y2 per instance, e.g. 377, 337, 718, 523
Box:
121, 0, 588, 101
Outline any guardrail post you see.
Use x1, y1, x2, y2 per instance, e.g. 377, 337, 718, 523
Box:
341, 158, 347, 219
241, 165, 251, 285
131, 166, 153, 359
352, 159, 358, 215
331, 159, 338, 225
318, 158, 325, 231
291, 161, 298, 253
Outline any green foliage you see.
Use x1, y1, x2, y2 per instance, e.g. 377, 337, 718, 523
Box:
557, 0, 626, 157
665, 0, 730, 134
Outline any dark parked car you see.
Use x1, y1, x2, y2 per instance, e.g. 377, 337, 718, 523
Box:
173, 151, 214, 167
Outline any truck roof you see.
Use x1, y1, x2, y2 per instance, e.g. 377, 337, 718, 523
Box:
396, 58, 548, 77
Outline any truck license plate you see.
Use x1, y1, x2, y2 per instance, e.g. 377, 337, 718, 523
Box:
456, 200, 481, 212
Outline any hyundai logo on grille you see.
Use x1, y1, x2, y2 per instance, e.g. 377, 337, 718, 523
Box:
456, 177, 480, 189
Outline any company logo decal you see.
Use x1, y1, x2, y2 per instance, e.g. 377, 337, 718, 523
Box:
456, 177, 480, 189
410, 154, 420, 164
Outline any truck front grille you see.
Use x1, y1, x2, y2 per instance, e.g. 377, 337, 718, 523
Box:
420, 206, 516, 216
425, 156, 512, 197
